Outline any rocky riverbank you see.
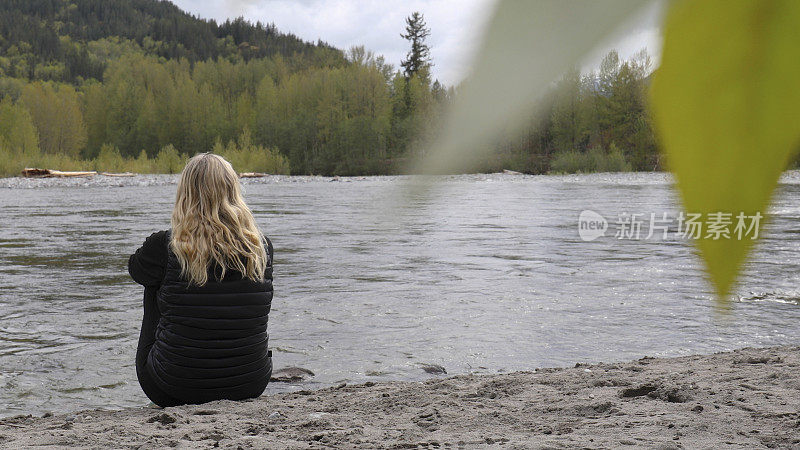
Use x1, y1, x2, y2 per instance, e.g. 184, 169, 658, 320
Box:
2, 346, 798, 448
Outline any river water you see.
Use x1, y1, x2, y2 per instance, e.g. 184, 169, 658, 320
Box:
1, 172, 799, 417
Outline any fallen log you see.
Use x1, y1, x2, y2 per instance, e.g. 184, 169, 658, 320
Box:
21, 168, 97, 178
238, 172, 269, 178
99, 172, 136, 177
48, 170, 97, 177
21, 168, 49, 177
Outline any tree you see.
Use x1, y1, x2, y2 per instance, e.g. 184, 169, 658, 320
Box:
400, 12, 432, 82
0, 98, 39, 154
19, 82, 86, 156
550, 66, 586, 152
393, 12, 436, 157
595, 49, 654, 170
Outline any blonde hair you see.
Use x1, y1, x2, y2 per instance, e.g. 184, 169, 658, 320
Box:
170, 152, 268, 287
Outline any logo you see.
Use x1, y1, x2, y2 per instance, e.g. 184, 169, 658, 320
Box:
578, 210, 607, 241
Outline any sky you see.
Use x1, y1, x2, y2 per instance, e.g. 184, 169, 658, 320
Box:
171, 0, 663, 86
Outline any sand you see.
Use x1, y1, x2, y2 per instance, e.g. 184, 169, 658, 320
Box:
1, 346, 798, 449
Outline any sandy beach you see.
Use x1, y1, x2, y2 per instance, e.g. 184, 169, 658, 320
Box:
0, 346, 797, 448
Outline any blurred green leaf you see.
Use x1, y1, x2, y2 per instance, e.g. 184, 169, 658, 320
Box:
650, 0, 800, 301
410, 0, 654, 174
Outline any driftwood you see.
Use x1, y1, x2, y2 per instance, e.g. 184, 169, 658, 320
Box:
21, 168, 97, 178
49, 170, 97, 177
99, 172, 136, 177
238, 172, 269, 178
502, 169, 522, 175
20, 168, 50, 177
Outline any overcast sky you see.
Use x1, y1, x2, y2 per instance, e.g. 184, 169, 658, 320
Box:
171, 0, 663, 86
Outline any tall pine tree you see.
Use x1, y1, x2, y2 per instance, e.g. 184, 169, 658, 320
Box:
400, 12, 432, 83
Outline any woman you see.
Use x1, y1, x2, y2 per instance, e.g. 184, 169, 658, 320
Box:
128, 153, 273, 407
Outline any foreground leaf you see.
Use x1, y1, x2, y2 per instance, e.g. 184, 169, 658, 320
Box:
650, 0, 800, 301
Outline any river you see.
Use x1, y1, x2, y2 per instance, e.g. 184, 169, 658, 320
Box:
1, 172, 799, 417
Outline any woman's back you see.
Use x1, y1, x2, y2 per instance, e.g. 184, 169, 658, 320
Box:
145, 230, 273, 404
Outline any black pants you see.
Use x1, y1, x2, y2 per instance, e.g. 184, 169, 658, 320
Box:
136, 287, 183, 408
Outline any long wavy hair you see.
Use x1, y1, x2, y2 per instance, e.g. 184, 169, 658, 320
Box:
170, 152, 267, 287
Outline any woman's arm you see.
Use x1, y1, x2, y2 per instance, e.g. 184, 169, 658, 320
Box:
264, 235, 273, 281
128, 230, 168, 287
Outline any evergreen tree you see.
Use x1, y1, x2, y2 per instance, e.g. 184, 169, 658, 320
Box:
399, 12, 432, 82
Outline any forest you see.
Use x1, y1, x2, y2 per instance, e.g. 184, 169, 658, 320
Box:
0, 0, 665, 176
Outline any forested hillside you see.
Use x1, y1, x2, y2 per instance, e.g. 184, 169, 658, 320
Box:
0, 0, 337, 83
0, 0, 676, 176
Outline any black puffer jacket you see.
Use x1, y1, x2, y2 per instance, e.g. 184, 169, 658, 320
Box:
133, 229, 273, 404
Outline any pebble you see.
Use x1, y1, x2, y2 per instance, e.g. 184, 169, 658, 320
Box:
270, 367, 315, 383
147, 413, 177, 425
420, 364, 447, 375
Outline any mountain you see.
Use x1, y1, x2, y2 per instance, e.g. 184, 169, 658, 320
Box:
0, 0, 342, 83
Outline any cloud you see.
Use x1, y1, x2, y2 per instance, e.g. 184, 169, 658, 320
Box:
222, 0, 263, 12
582, 0, 664, 71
